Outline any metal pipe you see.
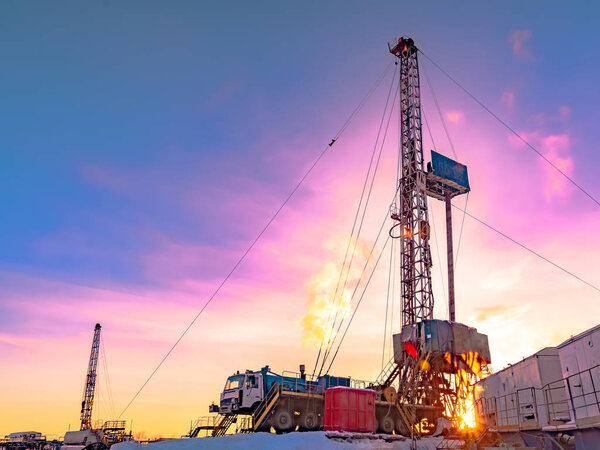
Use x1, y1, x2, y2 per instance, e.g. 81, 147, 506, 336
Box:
445, 191, 455, 322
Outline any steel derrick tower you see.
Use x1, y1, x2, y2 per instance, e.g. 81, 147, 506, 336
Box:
389, 37, 434, 326
80, 323, 102, 430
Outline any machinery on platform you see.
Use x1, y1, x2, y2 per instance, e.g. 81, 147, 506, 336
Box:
62, 325, 104, 450
61, 325, 130, 450
0, 432, 61, 450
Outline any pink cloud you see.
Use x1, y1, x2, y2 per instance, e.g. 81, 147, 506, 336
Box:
505, 130, 573, 201
559, 105, 571, 120
506, 129, 537, 149
541, 134, 573, 201
502, 91, 515, 109
446, 110, 465, 124
203, 76, 244, 111
509, 29, 533, 60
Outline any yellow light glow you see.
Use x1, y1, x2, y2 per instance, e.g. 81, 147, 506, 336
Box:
452, 351, 487, 431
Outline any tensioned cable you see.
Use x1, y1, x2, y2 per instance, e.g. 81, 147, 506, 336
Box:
321, 80, 399, 365
422, 110, 449, 311
334, 61, 395, 141
452, 204, 600, 294
454, 192, 469, 267
381, 242, 394, 370
320, 190, 399, 375
422, 61, 458, 160
117, 61, 393, 419
422, 108, 437, 151
420, 50, 600, 209
428, 197, 448, 318
100, 340, 116, 418
388, 240, 396, 361
325, 234, 391, 374
422, 62, 470, 270
319, 82, 400, 373
312, 64, 397, 379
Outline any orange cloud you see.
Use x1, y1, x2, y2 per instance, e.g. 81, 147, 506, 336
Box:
471, 305, 515, 322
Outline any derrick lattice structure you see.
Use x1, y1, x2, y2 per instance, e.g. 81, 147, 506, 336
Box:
390, 37, 434, 326
383, 37, 490, 436
80, 323, 101, 430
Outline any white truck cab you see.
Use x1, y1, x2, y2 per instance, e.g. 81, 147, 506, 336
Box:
216, 371, 264, 414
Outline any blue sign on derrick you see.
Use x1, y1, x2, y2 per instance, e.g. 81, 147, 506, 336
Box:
426, 150, 470, 200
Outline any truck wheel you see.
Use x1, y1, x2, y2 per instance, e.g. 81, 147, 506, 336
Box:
395, 417, 410, 436
273, 410, 293, 431
300, 412, 319, 431
377, 415, 394, 434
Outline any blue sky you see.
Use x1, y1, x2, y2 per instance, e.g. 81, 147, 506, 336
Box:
1, 0, 598, 286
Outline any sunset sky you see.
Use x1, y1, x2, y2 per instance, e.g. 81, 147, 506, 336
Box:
1, 0, 600, 439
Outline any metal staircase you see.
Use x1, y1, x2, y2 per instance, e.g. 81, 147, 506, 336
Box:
235, 416, 253, 434
211, 414, 237, 437
376, 357, 401, 386
252, 382, 280, 431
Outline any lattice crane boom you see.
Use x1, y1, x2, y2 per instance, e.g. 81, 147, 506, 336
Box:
80, 323, 101, 430
389, 37, 434, 326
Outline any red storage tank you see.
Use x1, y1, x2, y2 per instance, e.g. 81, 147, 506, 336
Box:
324, 387, 376, 433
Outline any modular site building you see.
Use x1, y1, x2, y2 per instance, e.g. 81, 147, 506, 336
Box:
474, 323, 600, 445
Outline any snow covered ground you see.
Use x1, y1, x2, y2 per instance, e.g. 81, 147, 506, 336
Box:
113, 433, 444, 450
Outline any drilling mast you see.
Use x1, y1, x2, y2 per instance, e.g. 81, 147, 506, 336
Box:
389, 37, 434, 326
384, 37, 490, 435
80, 323, 101, 430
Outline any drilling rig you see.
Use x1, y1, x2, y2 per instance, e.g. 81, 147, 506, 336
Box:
380, 36, 491, 435
203, 37, 491, 438
62, 324, 128, 449
62, 324, 106, 450
81, 323, 102, 430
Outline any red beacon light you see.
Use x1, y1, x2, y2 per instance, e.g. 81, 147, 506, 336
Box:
404, 341, 418, 359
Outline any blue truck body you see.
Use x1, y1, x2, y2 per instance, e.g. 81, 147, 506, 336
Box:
213, 365, 350, 415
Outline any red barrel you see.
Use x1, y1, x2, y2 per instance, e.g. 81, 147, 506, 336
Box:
324, 387, 376, 433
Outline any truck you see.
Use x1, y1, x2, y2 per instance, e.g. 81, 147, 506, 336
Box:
208, 364, 352, 434
206, 364, 440, 437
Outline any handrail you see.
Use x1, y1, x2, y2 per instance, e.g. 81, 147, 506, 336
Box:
476, 364, 600, 430
252, 382, 280, 430
376, 357, 398, 385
